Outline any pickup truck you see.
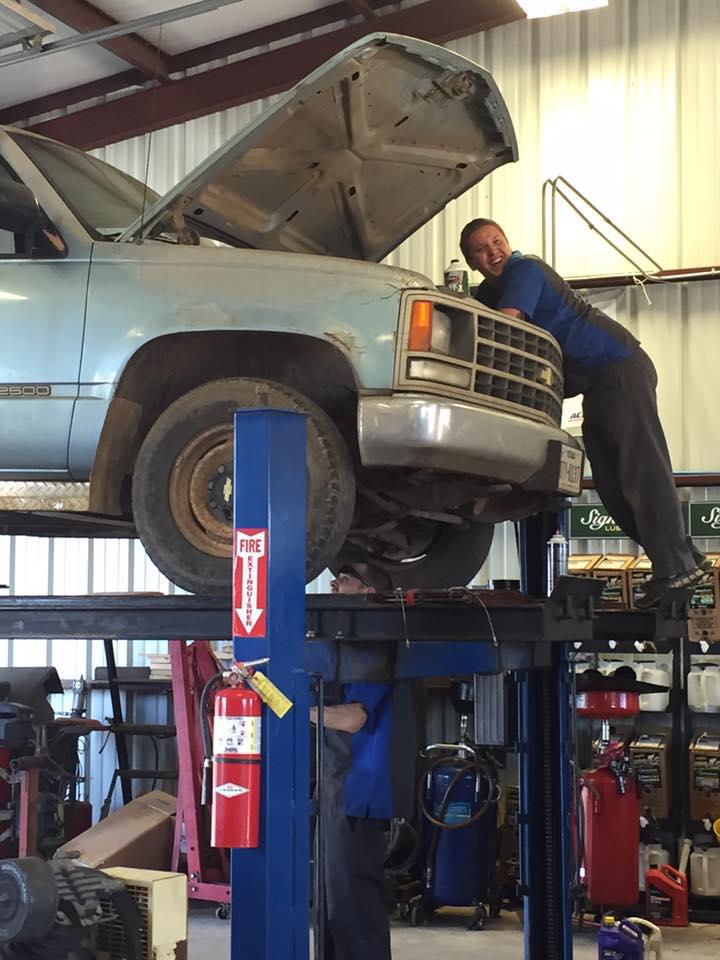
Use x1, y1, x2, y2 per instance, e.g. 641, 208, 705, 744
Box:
0, 33, 581, 593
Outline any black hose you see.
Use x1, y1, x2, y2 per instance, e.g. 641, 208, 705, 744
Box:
384, 819, 421, 876
200, 672, 225, 760
200, 672, 224, 806
418, 755, 495, 831
418, 755, 497, 896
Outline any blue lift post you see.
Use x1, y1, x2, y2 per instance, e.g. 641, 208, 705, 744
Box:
230, 409, 310, 960
517, 647, 574, 960
518, 511, 574, 960
228, 408, 578, 960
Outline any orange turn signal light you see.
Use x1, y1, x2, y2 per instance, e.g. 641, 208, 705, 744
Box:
408, 300, 433, 352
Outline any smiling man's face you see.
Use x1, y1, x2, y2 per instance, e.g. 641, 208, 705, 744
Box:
465, 224, 513, 280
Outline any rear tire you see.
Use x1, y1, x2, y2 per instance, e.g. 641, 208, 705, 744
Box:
132, 378, 355, 593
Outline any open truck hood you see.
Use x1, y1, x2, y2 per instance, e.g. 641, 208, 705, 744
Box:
118, 33, 518, 261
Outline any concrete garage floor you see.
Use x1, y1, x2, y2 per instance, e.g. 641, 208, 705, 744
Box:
188, 906, 720, 958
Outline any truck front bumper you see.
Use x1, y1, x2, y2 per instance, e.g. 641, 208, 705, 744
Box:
357, 394, 582, 495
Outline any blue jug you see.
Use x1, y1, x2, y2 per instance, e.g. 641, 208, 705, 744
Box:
598, 916, 644, 959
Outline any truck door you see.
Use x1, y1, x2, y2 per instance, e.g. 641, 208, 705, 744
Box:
0, 160, 88, 475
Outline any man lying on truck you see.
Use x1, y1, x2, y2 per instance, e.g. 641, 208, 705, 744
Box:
460, 217, 709, 609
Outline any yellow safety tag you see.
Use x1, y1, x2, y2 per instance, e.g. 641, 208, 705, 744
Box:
249, 671, 293, 718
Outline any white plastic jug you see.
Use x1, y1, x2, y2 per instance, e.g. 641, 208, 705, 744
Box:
626, 917, 663, 960
688, 667, 720, 712
690, 848, 720, 897
688, 669, 706, 711
639, 663, 670, 712
639, 844, 670, 892
443, 259, 469, 295
704, 667, 720, 711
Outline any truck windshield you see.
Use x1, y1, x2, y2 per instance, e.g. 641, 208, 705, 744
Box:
11, 132, 159, 239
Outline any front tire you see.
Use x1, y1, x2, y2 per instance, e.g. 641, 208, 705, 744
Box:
336, 522, 494, 590
132, 378, 355, 593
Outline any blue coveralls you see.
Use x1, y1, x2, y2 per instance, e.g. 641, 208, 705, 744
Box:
476, 252, 694, 579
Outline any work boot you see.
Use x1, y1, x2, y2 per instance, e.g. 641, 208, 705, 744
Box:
635, 564, 709, 610
634, 577, 673, 610
670, 564, 711, 589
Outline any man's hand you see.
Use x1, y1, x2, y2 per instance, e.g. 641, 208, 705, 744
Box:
310, 702, 368, 734
499, 307, 524, 320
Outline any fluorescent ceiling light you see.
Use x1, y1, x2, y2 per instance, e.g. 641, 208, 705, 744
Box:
518, 0, 609, 18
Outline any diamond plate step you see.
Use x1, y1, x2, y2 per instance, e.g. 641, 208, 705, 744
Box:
0, 481, 90, 512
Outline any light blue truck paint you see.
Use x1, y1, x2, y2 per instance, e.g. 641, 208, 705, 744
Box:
0, 34, 578, 591
75, 246, 429, 476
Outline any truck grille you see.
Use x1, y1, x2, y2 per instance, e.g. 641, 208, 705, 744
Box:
476, 315, 563, 425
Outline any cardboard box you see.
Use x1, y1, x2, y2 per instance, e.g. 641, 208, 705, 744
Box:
629, 733, 671, 819
567, 554, 603, 576
688, 554, 720, 643
591, 554, 635, 609
629, 554, 653, 609
54, 790, 176, 871
689, 732, 720, 821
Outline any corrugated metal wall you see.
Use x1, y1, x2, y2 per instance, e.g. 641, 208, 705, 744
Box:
0, 540, 183, 815
8, 0, 720, 815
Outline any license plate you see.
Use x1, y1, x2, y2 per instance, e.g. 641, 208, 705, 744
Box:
558, 444, 583, 495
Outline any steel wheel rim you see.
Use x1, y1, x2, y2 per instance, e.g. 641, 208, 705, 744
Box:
169, 424, 234, 557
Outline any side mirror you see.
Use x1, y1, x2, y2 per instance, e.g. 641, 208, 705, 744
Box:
0, 180, 40, 234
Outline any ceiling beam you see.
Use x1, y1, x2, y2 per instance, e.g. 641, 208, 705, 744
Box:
29, 0, 172, 79
28, 0, 526, 149
345, 0, 378, 20
1, 0, 396, 123
0, 69, 146, 126
170, 0, 394, 71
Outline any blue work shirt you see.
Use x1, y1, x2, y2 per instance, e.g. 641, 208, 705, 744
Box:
475, 251, 639, 397
341, 681, 416, 820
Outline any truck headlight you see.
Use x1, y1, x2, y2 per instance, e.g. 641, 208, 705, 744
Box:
407, 301, 452, 355
407, 359, 472, 389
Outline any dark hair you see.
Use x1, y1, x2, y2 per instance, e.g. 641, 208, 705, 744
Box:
364, 562, 393, 593
339, 562, 393, 593
459, 218, 507, 262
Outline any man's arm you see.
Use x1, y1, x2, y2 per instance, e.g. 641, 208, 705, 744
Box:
496, 260, 546, 321
310, 703, 367, 734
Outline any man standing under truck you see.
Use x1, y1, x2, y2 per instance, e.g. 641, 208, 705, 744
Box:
311, 562, 416, 960
460, 217, 709, 609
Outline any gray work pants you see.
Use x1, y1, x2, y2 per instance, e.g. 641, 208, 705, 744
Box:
581, 346, 694, 579
321, 730, 391, 960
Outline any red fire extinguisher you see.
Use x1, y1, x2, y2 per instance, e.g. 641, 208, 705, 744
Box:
202, 676, 262, 848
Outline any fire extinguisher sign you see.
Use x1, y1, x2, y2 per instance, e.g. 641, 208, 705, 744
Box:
233, 529, 268, 637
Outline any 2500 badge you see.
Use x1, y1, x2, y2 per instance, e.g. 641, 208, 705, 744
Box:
0, 384, 52, 397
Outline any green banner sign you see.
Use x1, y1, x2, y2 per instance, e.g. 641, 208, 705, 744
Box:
569, 505, 625, 539
689, 502, 720, 537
